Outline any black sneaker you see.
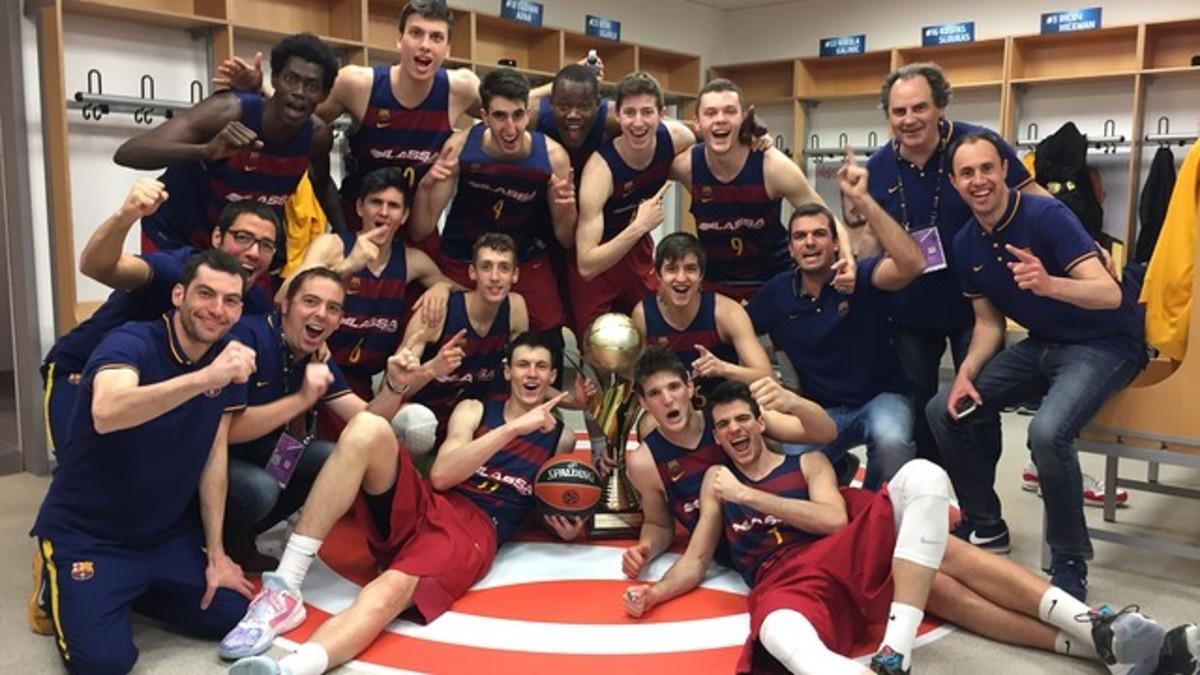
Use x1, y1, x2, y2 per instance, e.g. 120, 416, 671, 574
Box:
1156, 623, 1200, 674
834, 453, 862, 486
1083, 604, 1165, 671
868, 646, 910, 675
1050, 554, 1088, 602
951, 518, 1011, 554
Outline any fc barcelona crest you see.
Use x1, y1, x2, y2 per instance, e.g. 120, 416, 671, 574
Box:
667, 459, 684, 482
71, 561, 94, 582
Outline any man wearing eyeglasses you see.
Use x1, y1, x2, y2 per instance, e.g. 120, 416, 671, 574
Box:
38, 180, 280, 473
114, 33, 342, 257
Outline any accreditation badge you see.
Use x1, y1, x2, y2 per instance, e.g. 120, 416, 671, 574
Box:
266, 432, 306, 489
909, 226, 948, 273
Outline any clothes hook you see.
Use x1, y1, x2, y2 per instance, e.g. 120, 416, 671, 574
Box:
86, 68, 103, 96
139, 74, 156, 101
1025, 122, 1039, 141
867, 131, 878, 147
190, 80, 204, 104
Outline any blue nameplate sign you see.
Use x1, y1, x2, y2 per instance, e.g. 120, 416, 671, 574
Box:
1041, 7, 1101, 34
501, 0, 543, 27
819, 34, 866, 57
586, 15, 620, 41
922, 21, 975, 47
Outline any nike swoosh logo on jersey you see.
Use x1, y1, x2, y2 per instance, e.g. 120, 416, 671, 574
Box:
969, 531, 1006, 546
972, 264, 984, 272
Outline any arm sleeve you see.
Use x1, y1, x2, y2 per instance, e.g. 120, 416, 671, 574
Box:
1041, 202, 1100, 273
322, 360, 353, 402
82, 328, 148, 388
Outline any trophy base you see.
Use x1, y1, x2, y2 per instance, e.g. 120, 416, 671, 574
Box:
587, 510, 644, 540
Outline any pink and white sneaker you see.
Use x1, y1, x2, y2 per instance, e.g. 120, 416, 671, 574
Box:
219, 572, 306, 660
1020, 460, 1130, 507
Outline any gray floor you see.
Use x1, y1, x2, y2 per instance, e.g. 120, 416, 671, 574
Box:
3, 412, 1199, 674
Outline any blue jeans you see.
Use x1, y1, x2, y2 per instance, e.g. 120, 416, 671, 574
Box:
893, 323, 972, 465
926, 338, 1140, 559
782, 391, 916, 491
226, 438, 334, 536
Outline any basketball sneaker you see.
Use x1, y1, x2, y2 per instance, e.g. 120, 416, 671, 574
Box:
28, 550, 53, 636
1155, 623, 1200, 674
219, 572, 306, 660
1021, 460, 1130, 507
1050, 554, 1088, 602
951, 518, 1011, 554
868, 646, 910, 674
1083, 605, 1167, 674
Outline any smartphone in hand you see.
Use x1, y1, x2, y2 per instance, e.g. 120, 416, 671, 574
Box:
952, 397, 979, 421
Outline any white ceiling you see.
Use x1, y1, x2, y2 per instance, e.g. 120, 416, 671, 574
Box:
683, 0, 802, 10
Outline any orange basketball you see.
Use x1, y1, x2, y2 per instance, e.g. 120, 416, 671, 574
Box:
534, 454, 603, 518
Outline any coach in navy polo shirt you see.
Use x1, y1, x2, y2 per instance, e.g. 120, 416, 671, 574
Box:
225, 267, 422, 569
31, 250, 258, 674
867, 63, 1050, 465
927, 131, 1145, 601
41, 179, 279, 459
748, 151, 926, 490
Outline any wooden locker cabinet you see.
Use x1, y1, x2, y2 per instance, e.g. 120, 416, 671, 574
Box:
35, 0, 701, 332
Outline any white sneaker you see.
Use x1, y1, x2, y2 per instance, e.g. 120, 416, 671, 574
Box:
1020, 460, 1130, 507
219, 572, 306, 660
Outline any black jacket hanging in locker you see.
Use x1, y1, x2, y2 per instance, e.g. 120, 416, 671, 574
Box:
1135, 146, 1177, 263
1035, 122, 1104, 241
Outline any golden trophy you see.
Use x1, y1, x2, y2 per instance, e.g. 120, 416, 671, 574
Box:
581, 313, 645, 539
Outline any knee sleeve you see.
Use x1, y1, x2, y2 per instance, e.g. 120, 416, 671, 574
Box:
759, 610, 865, 675
889, 459, 952, 569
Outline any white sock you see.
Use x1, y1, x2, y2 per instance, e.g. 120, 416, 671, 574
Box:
880, 602, 924, 668
278, 642, 329, 675
276, 534, 322, 592
1038, 586, 1093, 647
1055, 630, 1099, 660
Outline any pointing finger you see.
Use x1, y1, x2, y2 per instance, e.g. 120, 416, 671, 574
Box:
1004, 244, 1036, 262
653, 180, 672, 201
543, 391, 571, 410
844, 143, 858, 167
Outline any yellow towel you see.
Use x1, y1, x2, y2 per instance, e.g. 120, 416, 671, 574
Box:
282, 171, 329, 277
1140, 141, 1200, 361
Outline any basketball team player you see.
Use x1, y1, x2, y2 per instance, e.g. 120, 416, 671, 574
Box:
572, 72, 695, 335
632, 232, 772, 411
622, 347, 835, 579
410, 68, 576, 334
672, 78, 856, 304
284, 167, 456, 439
217, 0, 481, 236
220, 332, 584, 675
116, 34, 340, 255
623, 381, 1180, 675
402, 233, 529, 442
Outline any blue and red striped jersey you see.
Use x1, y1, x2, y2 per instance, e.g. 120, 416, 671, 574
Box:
454, 399, 563, 542
441, 125, 554, 263
689, 146, 788, 287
